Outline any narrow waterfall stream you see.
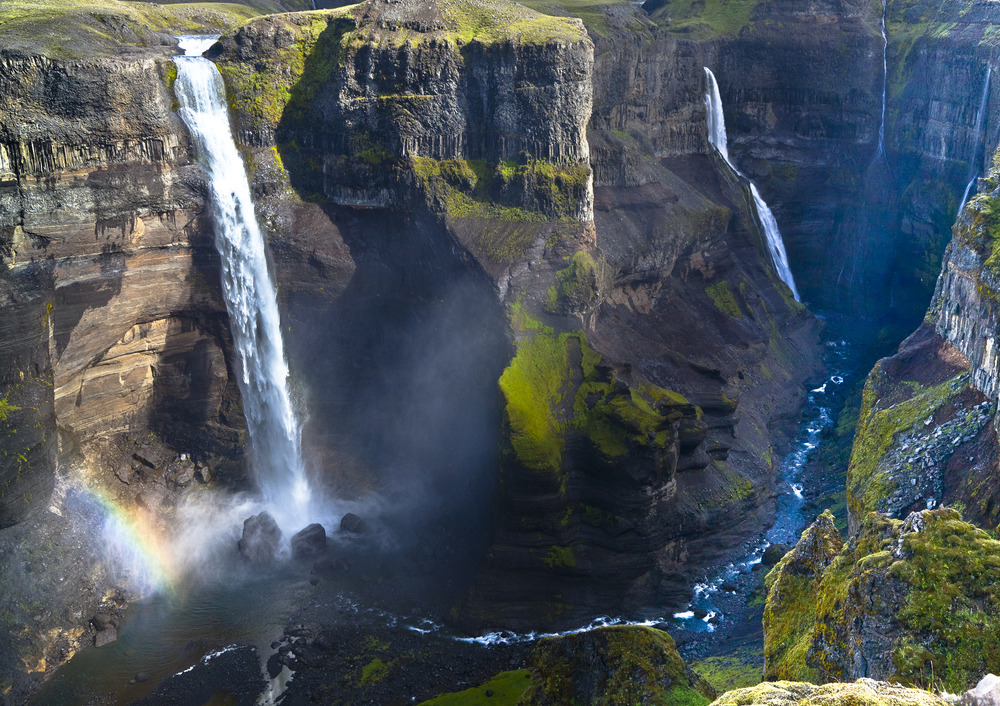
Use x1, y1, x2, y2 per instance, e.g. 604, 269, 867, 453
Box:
174, 36, 312, 531
876, 0, 888, 158
703, 67, 800, 301
959, 64, 992, 214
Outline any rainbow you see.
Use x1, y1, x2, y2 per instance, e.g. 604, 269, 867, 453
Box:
74, 483, 179, 597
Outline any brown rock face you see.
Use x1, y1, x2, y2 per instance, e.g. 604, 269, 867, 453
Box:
0, 49, 244, 526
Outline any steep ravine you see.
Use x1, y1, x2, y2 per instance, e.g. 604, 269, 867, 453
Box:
4, 0, 1000, 701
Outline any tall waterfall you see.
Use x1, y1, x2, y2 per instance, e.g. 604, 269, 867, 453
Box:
703, 68, 800, 301
876, 0, 888, 158
959, 64, 992, 215
174, 36, 312, 529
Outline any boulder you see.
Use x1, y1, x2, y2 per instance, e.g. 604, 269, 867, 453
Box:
962, 675, 1000, 706
94, 625, 118, 647
340, 513, 365, 534
291, 523, 327, 559
238, 512, 282, 563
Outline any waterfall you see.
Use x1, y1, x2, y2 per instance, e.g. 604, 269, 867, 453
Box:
703, 68, 800, 301
174, 36, 312, 530
958, 64, 992, 215
876, 0, 888, 157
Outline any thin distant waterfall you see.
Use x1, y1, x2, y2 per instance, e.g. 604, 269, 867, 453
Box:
876, 0, 888, 158
703, 68, 800, 301
959, 64, 992, 215
174, 36, 312, 529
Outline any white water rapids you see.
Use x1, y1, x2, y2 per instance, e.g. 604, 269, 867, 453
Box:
174, 36, 312, 530
703, 67, 800, 301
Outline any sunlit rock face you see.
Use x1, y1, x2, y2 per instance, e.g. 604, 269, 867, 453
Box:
0, 51, 247, 529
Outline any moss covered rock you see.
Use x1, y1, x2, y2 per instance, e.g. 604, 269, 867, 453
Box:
763, 510, 843, 682
521, 626, 716, 705
710, 679, 951, 706
762, 508, 1000, 693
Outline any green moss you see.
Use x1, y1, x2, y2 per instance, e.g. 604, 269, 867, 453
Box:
218, 12, 338, 137
418, 669, 531, 705
544, 250, 603, 314
846, 369, 967, 525
499, 310, 569, 473
691, 648, 764, 693
413, 156, 590, 259
706, 281, 743, 318
360, 657, 390, 686
542, 544, 576, 568
499, 306, 683, 472
0, 396, 21, 423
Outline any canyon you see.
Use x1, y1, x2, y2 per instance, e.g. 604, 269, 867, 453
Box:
0, 0, 999, 702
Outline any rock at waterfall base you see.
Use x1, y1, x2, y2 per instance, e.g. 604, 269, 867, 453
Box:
340, 513, 365, 534
291, 523, 327, 559
238, 512, 282, 563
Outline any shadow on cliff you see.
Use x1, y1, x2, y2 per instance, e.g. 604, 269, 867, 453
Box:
262, 23, 513, 597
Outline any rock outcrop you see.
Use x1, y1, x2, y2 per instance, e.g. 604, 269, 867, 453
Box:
847, 150, 1000, 535
761, 508, 1000, 693
710, 679, 951, 706
522, 625, 716, 705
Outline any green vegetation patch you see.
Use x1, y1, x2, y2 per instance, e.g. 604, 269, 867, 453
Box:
217, 11, 346, 138
433, 0, 587, 45
648, 0, 760, 39
545, 250, 605, 314
0, 0, 270, 58
706, 280, 743, 318
763, 510, 842, 682
691, 648, 763, 693
414, 157, 591, 264
846, 367, 966, 527
499, 304, 685, 472
418, 669, 531, 705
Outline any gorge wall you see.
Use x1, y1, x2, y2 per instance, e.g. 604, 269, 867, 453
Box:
4, 0, 1000, 696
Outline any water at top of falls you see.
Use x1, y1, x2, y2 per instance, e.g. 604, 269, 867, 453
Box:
876, 0, 888, 157
174, 36, 313, 531
958, 64, 993, 215
703, 67, 800, 301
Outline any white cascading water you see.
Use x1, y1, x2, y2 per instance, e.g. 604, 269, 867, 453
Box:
876, 0, 888, 157
959, 64, 992, 215
174, 36, 312, 530
703, 67, 800, 301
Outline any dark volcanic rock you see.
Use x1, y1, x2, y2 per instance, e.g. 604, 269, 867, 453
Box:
238, 512, 282, 563
291, 523, 327, 558
339, 513, 364, 535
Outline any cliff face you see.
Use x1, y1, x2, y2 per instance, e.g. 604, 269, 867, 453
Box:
0, 18, 256, 693
0, 50, 245, 528
845, 151, 1000, 535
